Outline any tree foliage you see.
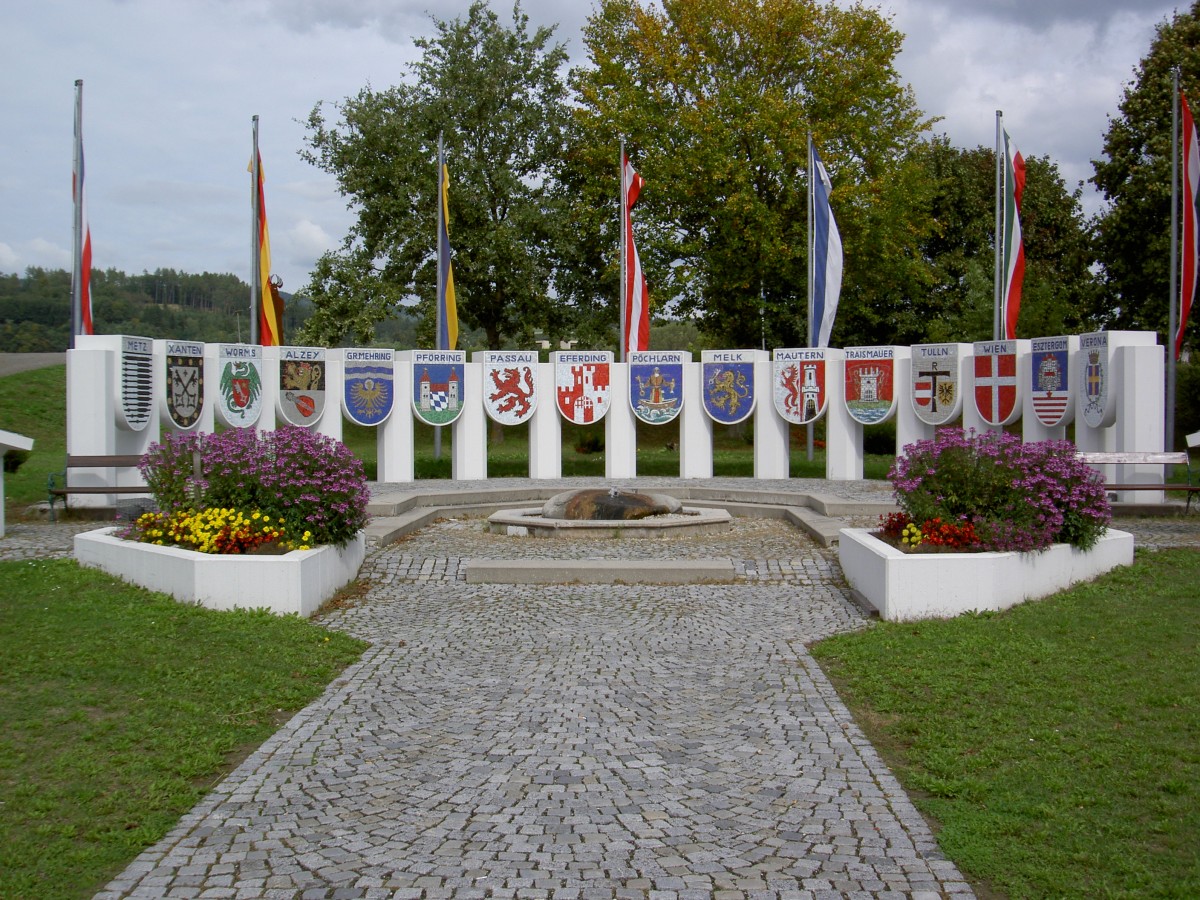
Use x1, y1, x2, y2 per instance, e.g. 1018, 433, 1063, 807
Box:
1092, 2, 1200, 347
300, 1, 571, 350
567, 0, 936, 349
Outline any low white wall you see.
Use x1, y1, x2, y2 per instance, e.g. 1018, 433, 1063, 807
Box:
74, 528, 365, 618
838, 528, 1134, 621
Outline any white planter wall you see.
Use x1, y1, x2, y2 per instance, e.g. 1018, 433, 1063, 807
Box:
838, 528, 1134, 622
74, 529, 366, 618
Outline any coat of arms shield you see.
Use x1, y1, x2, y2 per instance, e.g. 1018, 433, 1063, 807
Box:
773, 348, 826, 425
215, 344, 263, 428
629, 350, 684, 425
911, 344, 962, 426
164, 340, 204, 430
701, 350, 757, 425
482, 350, 539, 426
972, 340, 1021, 426
117, 335, 154, 432
343, 348, 395, 427
1030, 336, 1073, 427
843, 347, 897, 425
1078, 332, 1116, 429
412, 350, 466, 426
554, 351, 612, 424
278, 347, 326, 427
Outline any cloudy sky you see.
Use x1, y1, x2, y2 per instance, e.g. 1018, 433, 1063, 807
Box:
0, 0, 1179, 296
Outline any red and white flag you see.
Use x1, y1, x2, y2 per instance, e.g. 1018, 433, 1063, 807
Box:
1001, 130, 1025, 341
72, 79, 93, 339
622, 153, 650, 357
1179, 92, 1199, 360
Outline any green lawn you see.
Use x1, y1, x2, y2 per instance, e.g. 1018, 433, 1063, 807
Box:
811, 548, 1200, 899
0, 559, 366, 900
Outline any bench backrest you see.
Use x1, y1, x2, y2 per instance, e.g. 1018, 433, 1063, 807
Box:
65, 455, 144, 468
1076, 451, 1189, 466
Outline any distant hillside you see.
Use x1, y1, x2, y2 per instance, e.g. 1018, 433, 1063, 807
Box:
0, 267, 314, 351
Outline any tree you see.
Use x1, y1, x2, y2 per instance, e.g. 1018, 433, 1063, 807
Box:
300, 1, 572, 349
1092, 3, 1200, 346
566, 0, 936, 349
914, 137, 1098, 343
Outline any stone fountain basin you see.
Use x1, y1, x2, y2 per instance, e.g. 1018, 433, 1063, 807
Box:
486, 506, 732, 538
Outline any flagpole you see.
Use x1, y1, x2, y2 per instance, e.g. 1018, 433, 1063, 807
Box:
806, 133, 815, 461
71, 80, 84, 350
1169, 70, 1180, 453
434, 132, 445, 462
619, 140, 627, 362
993, 110, 1003, 342
250, 115, 261, 346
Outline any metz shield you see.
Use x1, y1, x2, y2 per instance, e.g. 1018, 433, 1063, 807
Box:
164, 340, 204, 430
1078, 332, 1115, 428
279, 347, 326, 427
773, 348, 826, 425
343, 348, 395, 427
1030, 336, 1073, 427
554, 351, 612, 424
911, 344, 962, 426
483, 351, 539, 426
973, 340, 1020, 426
629, 350, 684, 425
844, 347, 897, 425
412, 350, 466, 426
117, 335, 154, 432
702, 350, 756, 425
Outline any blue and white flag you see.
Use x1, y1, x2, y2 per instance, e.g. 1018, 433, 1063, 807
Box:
811, 143, 843, 348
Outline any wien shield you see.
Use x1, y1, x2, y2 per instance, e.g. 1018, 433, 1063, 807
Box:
844, 347, 897, 425
483, 351, 539, 426
412, 350, 466, 426
911, 344, 962, 426
1030, 336, 1073, 427
216, 344, 263, 428
1078, 332, 1116, 428
278, 347, 326, 427
629, 350, 684, 425
164, 340, 204, 430
773, 348, 826, 425
973, 340, 1020, 426
343, 348, 395, 427
554, 351, 612, 424
702, 350, 757, 425
117, 335, 154, 432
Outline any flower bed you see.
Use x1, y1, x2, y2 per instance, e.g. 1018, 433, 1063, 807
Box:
839, 527, 1134, 621
75, 527, 365, 618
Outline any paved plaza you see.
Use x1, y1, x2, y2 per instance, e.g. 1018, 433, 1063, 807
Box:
4, 478, 1199, 900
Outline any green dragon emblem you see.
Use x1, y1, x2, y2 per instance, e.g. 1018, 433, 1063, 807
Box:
219, 360, 262, 419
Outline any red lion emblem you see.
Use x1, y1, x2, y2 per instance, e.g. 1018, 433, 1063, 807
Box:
488, 366, 535, 418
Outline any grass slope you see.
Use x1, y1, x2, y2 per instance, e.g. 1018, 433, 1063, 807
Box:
0, 559, 367, 900
811, 548, 1200, 899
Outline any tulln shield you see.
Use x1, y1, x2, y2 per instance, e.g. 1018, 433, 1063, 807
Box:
412, 350, 466, 426
773, 348, 826, 425
482, 350, 539, 426
164, 340, 204, 430
843, 347, 897, 425
972, 340, 1020, 426
629, 350, 684, 425
911, 344, 962, 426
343, 348, 395, 427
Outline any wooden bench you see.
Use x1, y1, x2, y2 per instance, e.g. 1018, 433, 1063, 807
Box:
47, 454, 149, 521
1076, 448, 1198, 513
